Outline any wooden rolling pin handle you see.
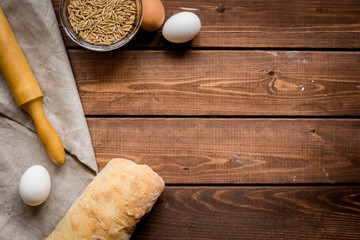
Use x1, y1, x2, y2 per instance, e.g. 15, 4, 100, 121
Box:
22, 97, 66, 165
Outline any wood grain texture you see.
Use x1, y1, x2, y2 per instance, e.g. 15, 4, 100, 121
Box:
131, 186, 360, 240
87, 118, 360, 184
69, 50, 360, 116
51, 0, 360, 237
52, 0, 360, 48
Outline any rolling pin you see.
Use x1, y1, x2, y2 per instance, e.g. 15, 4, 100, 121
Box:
0, 7, 65, 165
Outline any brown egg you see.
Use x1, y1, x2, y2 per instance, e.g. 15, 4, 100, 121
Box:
141, 0, 165, 31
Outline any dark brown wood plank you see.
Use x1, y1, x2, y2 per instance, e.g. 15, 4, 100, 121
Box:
52, 0, 360, 48
69, 50, 360, 116
131, 186, 360, 240
87, 118, 360, 184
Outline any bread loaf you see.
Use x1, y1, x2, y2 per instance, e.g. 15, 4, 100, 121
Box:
46, 158, 165, 240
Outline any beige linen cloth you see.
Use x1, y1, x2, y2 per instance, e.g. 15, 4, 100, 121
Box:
0, 0, 98, 239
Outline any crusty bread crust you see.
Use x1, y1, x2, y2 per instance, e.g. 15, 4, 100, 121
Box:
47, 158, 165, 240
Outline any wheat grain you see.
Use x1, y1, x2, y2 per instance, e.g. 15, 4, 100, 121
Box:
68, 0, 137, 45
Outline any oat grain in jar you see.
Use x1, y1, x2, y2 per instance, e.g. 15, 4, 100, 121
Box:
59, 0, 143, 51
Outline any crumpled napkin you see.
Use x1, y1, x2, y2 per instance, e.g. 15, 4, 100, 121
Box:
0, 0, 97, 239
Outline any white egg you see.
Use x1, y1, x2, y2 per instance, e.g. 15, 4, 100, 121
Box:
19, 165, 51, 206
162, 11, 201, 43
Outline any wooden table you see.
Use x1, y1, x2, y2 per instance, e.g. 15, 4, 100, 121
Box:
52, 0, 360, 239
